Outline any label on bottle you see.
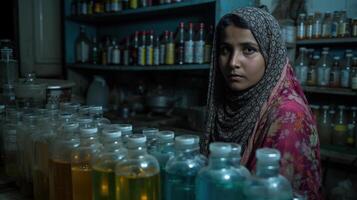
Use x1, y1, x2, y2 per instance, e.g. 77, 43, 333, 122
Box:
321, 24, 331, 38
123, 50, 129, 65
204, 44, 212, 63
317, 67, 330, 86
312, 22, 322, 38
165, 43, 175, 65
184, 40, 194, 63
340, 69, 350, 88
138, 46, 146, 66
112, 49, 121, 64
146, 46, 153, 65
338, 22, 347, 37
334, 124, 347, 132
153, 47, 159, 65
159, 44, 165, 65
329, 71, 340, 87
194, 40, 205, 64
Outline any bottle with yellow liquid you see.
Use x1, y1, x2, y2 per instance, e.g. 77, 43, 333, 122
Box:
49, 122, 79, 200
71, 121, 101, 200
115, 134, 161, 200
92, 125, 127, 200
32, 110, 59, 200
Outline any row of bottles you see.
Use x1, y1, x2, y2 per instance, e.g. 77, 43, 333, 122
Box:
296, 10, 357, 40
294, 47, 357, 89
75, 23, 214, 66
0, 103, 296, 200
311, 104, 357, 148
71, 0, 184, 16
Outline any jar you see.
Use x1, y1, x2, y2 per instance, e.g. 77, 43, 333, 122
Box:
331, 11, 340, 38
307, 54, 319, 86
294, 47, 309, 85
338, 11, 348, 38
317, 51, 332, 87
353, 18, 357, 37
318, 105, 332, 145
329, 56, 341, 88
322, 12, 332, 38
312, 12, 322, 39
305, 14, 314, 39
333, 105, 348, 146
340, 53, 352, 88
296, 13, 306, 40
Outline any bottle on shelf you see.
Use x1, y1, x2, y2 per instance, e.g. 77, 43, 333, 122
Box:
322, 12, 332, 38
87, 0, 94, 15
312, 12, 322, 39
194, 23, 205, 64
204, 25, 214, 63
138, 31, 147, 66
307, 53, 319, 86
338, 10, 348, 38
160, 31, 169, 65
351, 57, 357, 90
94, 0, 105, 14
153, 35, 160, 66
112, 42, 121, 65
122, 0, 129, 10
333, 105, 348, 146
317, 50, 332, 87
176, 22, 185, 65
75, 26, 90, 63
329, 56, 341, 88
91, 37, 99, 64
318, 105, 332, 145
340, 52, 352, 88
305, 14, 314, 39
165, 31, 175, 65
294, 47, 309, 85
123, 37, 130, 66
347, 107, 357, 147
352, 18, 357, 37
146, 30, 154, 66
130, 0, 138, 9
331, 11, 340, 38
142, 128, 159, 154
296, 13, 306, 40
184, 23, 194, 64
131, 31, 139, 65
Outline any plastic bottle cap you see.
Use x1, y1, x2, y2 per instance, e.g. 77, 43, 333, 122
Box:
89, 106, 103, 113
118, 124, 133, 132
157, 131, 175, 140
256, 148, 281, 163
175, 135, 199, 146
76, 117, 93, 124
209, 142, 232, 156
64, 123, 79, 131
80, 127, 98, 135
102, 128, 122, 138
142, 128, 159, 136
230, 143, 242, 155
126, 134, 146, 147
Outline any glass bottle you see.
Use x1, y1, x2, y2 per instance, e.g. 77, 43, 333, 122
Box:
353, 18, 357, 37
338, 10, 348, 38
71, 124, 100, 200
294, 47, 309, 85
111, 43, 121, 65
142, 128, 159, 154
93, 126, 127, 200
151, 130, 175, 200
184, 23, 194, 64
340, 53, 352, 88
2, 109, 22, 178
318, 105, 332, 145
49, 122, 80, 200
196, 142, 247, 200
176, 22, 185, 65
194, 23, 205, 64
122, 37, 130, 66
146, 30, 154, 66
243, 148, 293, 200
352, 57, 357, 90
333, 105, 348, 146
229, 143, 251, 178
347, 107, 357, 147
312, 12, 322, 39
75, 26, 90, 63
331, 11, 340, 38
296, 13, 306, 40
165, 31, 175, 65
307, 54, 319, 86
138, 31, 146, 66
118, 123, 133, 144
317, 51, 332, 87
329, 56, 341, 88
165, 135, 207, 200
107, 38, 115, 65
153, 35, 160, 66
130, 31, 139, 65
160, 31, 169, 65
115, 134, 161, 200
204, 25, 214, 63
32, 112, 59, 200
305, 14, 314, 39
91, 37, 99, 64
322, 12, 332, 38
89, 106, 111, 132
130, 0, 138, 9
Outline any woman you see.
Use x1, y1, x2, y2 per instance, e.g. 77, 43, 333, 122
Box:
201, 7, 322, 199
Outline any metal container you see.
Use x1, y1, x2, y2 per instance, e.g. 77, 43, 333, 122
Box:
38, 79, 75, 104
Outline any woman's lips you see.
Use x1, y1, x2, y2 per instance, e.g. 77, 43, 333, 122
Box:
228, 74, 244, 81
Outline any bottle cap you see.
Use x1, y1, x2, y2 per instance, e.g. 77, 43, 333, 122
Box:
256, 148, 281, 163
209, 142, 232, 156
157, 131, 175, 141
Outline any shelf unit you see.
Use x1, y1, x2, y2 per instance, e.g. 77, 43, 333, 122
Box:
296, 37, 357, 45
67, 63, 210, 71
302, 86, 357, 96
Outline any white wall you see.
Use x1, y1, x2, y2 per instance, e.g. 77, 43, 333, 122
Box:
260, 0, 357, 18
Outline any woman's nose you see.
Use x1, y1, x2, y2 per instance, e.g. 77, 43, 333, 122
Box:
229, 51, 241, 68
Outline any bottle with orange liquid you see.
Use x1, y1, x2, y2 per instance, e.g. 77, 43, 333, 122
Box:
115, 134, 161, 200
92, 124, 127, 200
71, 120, 101, 200
49, 122, 79, 200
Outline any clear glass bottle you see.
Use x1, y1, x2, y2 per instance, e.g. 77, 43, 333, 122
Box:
138, 31, 146, 66
2, 109, 22, 178
204, 25, 214, 64
196, 142, 247, 200
91, 37, 99, 64
115, 134, 161, 200
71, 124, 100, 200
194, 23, 205, 64
165, 135, 207, 200
353, 18, 357, 37
329, 56, 341, 88
318, 105, 332, 145
341, 53, 352, 88
312, 12, 322, 39
146, 30, 154, 66
176, 22, 185, 65
351, 57, 357, 90
229, 143, 251, 178
296, 13, 306, 40
89, 106, 111, 132
333, 105, 348, 146
322, 12, 332, 38
347, 107, 357, 147
160, 31, 168, 65
184, 23, 194, 64
49, 122, 80, 200
93, 125, 127, 200
165, 31, 175, 65
243, 148, 293, 200
338, 10, 348, 38
151, 130, 175, 200
331, 11, 340, 38
118, 123, 133, 144
75, 25, 90, 63
307, 54, 319, 86
317, 51, 332, 87
142, 128, 159, 154
305, 14, 314, 39
294, 47, 309, 85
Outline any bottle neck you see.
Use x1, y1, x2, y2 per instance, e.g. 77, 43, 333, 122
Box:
127, 146, 148, 157
256, 162, 280, 178
208, 155, 230, 169
176, 146, 199, 156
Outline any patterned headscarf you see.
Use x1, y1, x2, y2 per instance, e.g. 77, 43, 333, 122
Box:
201, 7, 288, 154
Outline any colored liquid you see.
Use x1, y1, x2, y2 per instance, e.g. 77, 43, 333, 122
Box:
71, 165, 93, 200
116, 173, 160, 200
165, 172, 196, 200
196, 175, 244, 200
33, 141, 50, 200
33, 169, 49, 200
92, 167, 116, 200
49, 159, 73, 200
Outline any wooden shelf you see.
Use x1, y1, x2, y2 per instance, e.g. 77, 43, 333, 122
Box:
296, 37, 357, 45
66, 0, 215, 25
320, 144, 357, 166
67, 63, 210, 71
302, 86, 357, 96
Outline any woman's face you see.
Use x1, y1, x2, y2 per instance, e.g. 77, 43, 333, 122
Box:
218, 25, 266, 91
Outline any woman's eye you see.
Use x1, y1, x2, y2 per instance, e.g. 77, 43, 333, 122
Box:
243, 47, 257, 55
